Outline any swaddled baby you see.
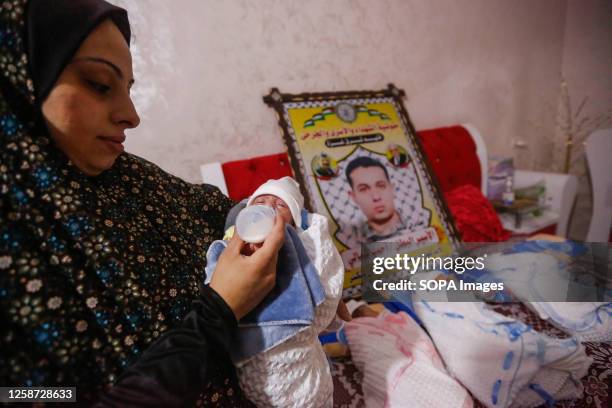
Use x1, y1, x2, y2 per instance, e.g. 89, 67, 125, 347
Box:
205, 177, 344, 407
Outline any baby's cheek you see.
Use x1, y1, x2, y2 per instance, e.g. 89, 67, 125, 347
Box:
278, 209, 293, 225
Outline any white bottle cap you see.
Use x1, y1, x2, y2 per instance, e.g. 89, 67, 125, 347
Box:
235, 205, 276, 243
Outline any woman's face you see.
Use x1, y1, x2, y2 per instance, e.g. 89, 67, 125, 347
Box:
41, 19, 140, 176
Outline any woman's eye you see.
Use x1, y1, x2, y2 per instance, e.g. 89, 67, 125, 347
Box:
86, 80, 111, 95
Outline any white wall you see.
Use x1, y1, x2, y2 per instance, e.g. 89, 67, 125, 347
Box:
115, 0, 570, 183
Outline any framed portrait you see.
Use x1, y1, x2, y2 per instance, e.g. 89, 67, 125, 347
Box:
264, 84, 460, 298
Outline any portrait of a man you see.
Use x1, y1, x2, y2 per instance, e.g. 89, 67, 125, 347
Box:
387, 143, 409, 167
345, 156, 410, 243
313, 153, 338, 178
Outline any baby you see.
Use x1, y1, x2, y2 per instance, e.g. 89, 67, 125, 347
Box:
205, 177, 344, 407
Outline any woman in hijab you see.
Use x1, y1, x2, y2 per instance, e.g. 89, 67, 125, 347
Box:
0, 0, 284, 405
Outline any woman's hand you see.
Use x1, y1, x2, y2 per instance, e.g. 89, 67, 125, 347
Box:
241, 242, 263, 256
209, 214, 285, 320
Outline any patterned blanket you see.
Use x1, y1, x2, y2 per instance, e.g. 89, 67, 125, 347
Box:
332, 302, 611, 408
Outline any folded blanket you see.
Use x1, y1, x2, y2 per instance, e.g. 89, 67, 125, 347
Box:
471, 244, 612, 342
410, 295, 592, 408
345, 310, 473, 408
527, 302, 612, 343
205, 225, 325, 362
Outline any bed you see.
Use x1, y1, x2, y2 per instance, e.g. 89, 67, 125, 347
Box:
331, 301, 611, 407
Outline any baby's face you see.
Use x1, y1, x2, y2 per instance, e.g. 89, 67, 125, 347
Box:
251, 194, 294, 226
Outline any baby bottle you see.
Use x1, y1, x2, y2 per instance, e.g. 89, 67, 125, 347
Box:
235, 205, 276, 244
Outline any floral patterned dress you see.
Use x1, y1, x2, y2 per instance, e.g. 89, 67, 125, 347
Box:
1, 0, 253, 405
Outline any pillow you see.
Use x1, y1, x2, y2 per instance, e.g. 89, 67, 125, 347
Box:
445, 184, 510, 242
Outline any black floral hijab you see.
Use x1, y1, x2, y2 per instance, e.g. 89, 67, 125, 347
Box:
0, 0, 237, 403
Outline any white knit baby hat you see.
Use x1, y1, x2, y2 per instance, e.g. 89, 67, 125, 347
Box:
247, 177, 304, 228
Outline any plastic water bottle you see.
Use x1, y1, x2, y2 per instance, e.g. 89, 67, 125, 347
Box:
235, 205, 276, 243
502, 176, 515, 205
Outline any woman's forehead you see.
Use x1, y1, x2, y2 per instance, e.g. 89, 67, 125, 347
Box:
73, 19, 132, 72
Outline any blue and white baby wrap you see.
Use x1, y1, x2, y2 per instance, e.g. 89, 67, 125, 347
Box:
205, 213, 344, 408
411, 297, 591, 408
463, 240, 612, 343
386, 240, 609, 407
206, 225, 325, 362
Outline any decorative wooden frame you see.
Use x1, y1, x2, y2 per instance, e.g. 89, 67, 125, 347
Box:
264, 84, 460, 296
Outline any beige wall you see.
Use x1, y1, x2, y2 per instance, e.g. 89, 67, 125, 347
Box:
117, 0, 612, 238
115, 0, 571, 183
562, 0, 612, 121
561, 0, 612, 239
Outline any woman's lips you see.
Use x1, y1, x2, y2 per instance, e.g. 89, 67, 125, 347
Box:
98, 135, 125, 153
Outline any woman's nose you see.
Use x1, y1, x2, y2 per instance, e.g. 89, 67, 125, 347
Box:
112, 95, 140, 129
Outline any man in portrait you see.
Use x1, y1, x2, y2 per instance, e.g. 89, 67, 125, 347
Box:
345, 156, 411, 243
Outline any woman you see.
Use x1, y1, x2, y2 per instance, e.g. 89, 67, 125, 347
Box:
0, 0, 285, 405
